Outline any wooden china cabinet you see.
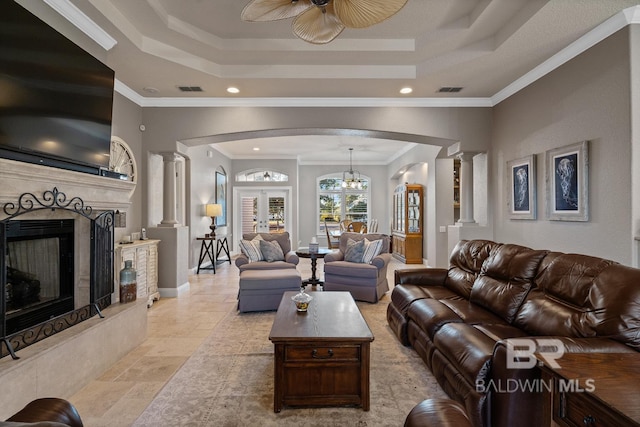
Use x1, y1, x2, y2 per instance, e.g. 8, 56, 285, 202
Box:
391, 184, 423, 264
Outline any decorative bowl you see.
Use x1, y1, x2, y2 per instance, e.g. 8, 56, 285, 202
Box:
291, 291, 312, 312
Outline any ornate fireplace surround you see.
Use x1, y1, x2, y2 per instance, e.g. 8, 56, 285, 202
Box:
1, 187, 113, 359
0, 158, 135, 359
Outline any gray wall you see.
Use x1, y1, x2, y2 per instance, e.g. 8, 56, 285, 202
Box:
185, 145, 231, 269
111, 93, 144, 242
139, 106, 492, 269
492, 28, 634, 263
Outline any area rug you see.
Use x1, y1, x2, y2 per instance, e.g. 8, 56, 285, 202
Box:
133, 297, 447, 426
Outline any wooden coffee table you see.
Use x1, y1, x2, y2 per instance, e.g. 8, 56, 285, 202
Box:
269, 291, 374, 412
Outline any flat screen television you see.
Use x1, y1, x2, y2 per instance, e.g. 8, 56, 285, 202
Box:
0, 1, 115, 175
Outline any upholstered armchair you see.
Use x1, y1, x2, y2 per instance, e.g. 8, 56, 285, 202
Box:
235, 232, 299, 271
323, 232, 392, 303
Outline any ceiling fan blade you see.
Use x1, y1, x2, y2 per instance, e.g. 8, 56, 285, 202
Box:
333, 0, 408, 28
241, 0, 312, 22
293, 3, 344, 44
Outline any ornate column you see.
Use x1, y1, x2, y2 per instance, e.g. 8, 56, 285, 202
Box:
159, 152, 180, 227
457, 152, 476, 224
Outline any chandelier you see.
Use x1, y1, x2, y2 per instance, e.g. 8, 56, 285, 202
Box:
342, 148, 363, 189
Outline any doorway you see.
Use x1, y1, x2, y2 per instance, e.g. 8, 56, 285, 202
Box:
234, 187, 292, 239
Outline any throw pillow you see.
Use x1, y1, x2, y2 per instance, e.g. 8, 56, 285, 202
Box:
239, 235, 264, 262
362, 238, 383, 263
344, 238, 366, 263
259, 239, 285, 262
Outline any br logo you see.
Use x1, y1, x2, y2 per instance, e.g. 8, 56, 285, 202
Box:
506, 338, 564, 369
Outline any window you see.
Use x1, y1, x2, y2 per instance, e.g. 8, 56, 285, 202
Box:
318, 174, 369, 233
236, 169, 288, 182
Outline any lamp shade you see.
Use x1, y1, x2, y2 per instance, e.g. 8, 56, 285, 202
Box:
206, 204, 223, 217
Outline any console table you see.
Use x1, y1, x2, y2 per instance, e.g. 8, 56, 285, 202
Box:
539, 352, 640, 426
196, 235, 230, 274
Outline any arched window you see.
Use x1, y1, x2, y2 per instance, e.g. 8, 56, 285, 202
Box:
235, 169, 288, 182
318, 174, 370, 233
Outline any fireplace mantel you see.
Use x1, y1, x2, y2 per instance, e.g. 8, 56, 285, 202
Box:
0, 158, 135, 213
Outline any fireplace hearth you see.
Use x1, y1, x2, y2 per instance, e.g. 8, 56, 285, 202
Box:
1, 187, 114, 359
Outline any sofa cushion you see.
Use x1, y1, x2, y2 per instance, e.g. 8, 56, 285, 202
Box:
441, 299, 509, 326
239, 235, 264, 262
445, 240, 501, 299
238, 260, 297, 271
259, 239, 285, 262
515, 253, 640, 350
344, 238, 366, 263
243, 232, 292, 254
469, 244, 547, 323
407, 298, 464, 339
362, 238, 383, 263
324, 261, 378, 279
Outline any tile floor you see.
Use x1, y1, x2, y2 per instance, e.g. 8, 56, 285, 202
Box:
69, 256, 417, 427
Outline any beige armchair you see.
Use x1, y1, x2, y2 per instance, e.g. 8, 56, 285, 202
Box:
323, 232, 392, 303
235, 232, 299, 271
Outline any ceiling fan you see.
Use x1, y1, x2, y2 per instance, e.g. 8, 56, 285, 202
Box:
241, 0, 409, 44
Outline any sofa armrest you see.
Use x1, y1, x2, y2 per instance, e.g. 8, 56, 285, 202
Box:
371, 253, 392, 270
6, 398, 84, 427
235, 253, 249, 268
284, 251, 300, 265
324, 250, 344, 263
395, 268, 448, 286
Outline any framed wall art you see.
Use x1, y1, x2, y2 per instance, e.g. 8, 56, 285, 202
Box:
546, 141, 589, 221
215, 171, 227, 226
507, 155, 536, 220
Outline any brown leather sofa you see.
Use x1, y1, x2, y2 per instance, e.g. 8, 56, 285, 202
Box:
387, 239, 640, 427
4, 397, 83, 426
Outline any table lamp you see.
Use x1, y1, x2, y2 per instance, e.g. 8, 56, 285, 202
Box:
205, 203, 223, 238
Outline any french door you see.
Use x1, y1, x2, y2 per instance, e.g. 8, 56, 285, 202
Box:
234, 188, 291, 237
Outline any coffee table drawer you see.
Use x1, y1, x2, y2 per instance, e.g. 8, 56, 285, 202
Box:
285, 345, 360, 362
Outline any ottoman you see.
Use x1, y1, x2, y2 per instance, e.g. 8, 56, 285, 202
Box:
238, 269, 302, 312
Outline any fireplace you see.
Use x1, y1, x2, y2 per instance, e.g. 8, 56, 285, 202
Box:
0, 187, 115, 359
5, 219, 74, 335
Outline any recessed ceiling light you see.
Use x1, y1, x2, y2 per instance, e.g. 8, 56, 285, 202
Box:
143, 86, 159, 93
253, 147, 260, 151
227, 87, 240, 94
400, 87, 413, 94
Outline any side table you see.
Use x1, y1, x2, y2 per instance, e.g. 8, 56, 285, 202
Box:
196, 235, 230, 274
538, 352, 640, 426
295, 247, 333, 287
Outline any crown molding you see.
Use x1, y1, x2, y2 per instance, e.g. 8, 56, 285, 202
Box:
493, 5, 640, 105
109, 6, 640, 109
114, 84, 493, 108
43, 0, 117, 50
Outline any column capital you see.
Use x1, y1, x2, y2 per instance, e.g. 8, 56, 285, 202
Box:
455, 152, 480, 162
160, 152, 181, 162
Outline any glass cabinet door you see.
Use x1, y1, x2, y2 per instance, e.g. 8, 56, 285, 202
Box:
408, 189, 421, 233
